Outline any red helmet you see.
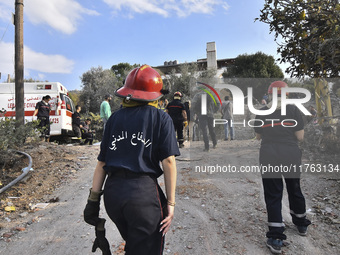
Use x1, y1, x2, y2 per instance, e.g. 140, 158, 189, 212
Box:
174, 91, 183, 98
268, 81, 288, 95
115, 65, 163, 102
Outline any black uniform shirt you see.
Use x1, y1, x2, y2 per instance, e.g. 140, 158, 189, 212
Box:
35, 101, 50, 118
166, 99, 185, 122
72, 112, 81, 126
254, 104, 304, 145
98, 105, 180, 178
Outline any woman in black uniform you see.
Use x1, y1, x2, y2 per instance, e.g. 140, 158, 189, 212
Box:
84, 65, 179, 255
254, 81, 311, 254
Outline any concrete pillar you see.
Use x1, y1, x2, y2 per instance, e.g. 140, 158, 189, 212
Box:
207, 42, 217, 70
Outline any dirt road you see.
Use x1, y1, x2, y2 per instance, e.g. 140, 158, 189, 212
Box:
0, 140, 339, 255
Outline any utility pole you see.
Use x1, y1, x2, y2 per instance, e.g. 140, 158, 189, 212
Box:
15, 0, 24, 127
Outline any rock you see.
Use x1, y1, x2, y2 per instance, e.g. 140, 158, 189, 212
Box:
325, 207, 332, 213
15, 227, 26, 231
19, 212, 29, 217
3, 232, 13, 238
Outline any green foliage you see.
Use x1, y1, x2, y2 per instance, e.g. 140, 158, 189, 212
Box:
257, 0, 340, 78
79, 66, 119, 114
68, 91, 81, 106
285, 78, 315, 97
223, 52, 284, 78
222, 52, 284, 100
111, 63, 140, 81
0, 118, 39, 151
85, 112, 104, 141
163, 63, 199, 101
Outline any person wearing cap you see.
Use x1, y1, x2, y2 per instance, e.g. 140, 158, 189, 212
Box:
166, 91, 187, 148
33, 95, 51, 142
254, 81, 311, 254
100, 94, 112, 133
84, 65, 179, 255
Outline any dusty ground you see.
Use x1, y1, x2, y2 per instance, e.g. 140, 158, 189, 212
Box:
0, 138, 339, 255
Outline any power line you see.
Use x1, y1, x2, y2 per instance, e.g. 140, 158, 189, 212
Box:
0, 15, 12, 42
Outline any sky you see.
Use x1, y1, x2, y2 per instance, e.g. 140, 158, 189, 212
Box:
0, 0, 287, 91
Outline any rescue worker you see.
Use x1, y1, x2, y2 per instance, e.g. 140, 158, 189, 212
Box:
33, 95, 51, 142
191, 91, 218, 151
72, 105, 82, 138
166, 91, 187, 148
81, 118, 94, 145
100, 94, 112, 133
84, 65, 179, 255
254, 81, 311, 254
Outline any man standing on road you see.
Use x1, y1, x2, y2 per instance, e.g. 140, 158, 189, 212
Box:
84, 65, 179, 255
166, 91, 187, 148
33, 95, 51, 142
254, 81, 311, 254
100, 94, 112, 133
221, 96, 234, 141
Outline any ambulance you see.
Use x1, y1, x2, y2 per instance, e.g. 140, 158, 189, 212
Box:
0, 82, 75, 138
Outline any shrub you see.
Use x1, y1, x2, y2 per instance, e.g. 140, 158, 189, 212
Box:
0, 117, 39, 151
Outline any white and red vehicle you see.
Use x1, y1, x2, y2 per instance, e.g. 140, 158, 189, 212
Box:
0, 82, 75, 138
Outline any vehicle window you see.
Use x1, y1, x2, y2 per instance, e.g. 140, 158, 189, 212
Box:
65, 96, 74, 113
60, 93, 66, 101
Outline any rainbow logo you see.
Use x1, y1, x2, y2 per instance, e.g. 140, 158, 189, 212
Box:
196, 81, 222, 106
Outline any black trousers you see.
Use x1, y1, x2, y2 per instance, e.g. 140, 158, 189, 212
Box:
82, 132, 93, 145
37, 117, 50, 138
173, 121, 184, 145
72, 124, 81, 138
198, 115, 217, 150
260, 143, 311, 240
104, 172, 167, 255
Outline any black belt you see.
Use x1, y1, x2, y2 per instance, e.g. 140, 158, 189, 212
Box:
106, 168, 155, 179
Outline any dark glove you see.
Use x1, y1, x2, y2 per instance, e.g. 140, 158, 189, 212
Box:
84, 189, 103, 226
92, 219, 111, 255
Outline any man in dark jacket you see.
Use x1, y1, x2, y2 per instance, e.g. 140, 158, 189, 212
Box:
72, 105, 82, 138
